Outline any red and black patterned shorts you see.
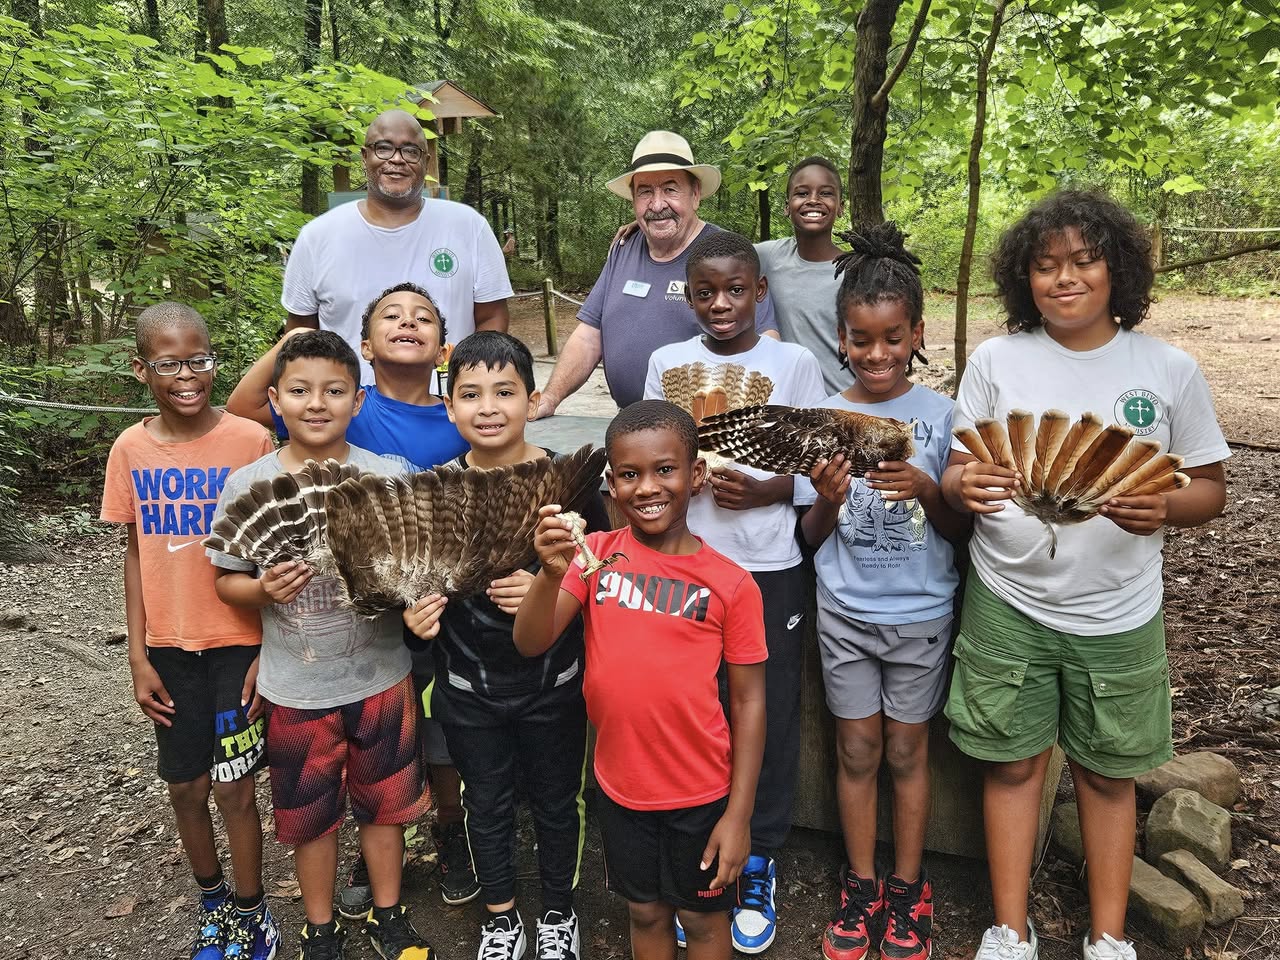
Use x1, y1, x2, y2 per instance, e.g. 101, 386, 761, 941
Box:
265, 675, 430, 846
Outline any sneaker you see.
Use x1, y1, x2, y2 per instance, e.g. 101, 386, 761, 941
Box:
1082, 934, 1136, 960
881, 873, 933, 960
974, 923, 1038, 960
338, 855, 373, 920
821, 871, 885, 960
192, 898, 237, 960
478, 913, 527, 960
367, 904, 434, 960
732, 855, 778, 954
298, 920, 348, 960
535, 910, 579, 960
432, 822, 481, 905
674, 913, 686, 950
223, 903, 280, 960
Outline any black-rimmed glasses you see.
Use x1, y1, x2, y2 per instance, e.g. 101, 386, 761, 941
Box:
368, 141, 424, 164
137, 355, 217, 376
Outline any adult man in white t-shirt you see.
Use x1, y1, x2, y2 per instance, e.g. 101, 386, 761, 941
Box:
282, 109, 513, 385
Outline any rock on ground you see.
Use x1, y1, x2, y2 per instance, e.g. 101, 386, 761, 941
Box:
1136, 752, 1241, 808
1051, 801, 1084, 867
1157, 849, 1245, 926
1145, 788, 1232, 873
1129, 855, 1206, 949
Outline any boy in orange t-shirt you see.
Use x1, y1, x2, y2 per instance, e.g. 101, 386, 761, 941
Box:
100, 302, 278, 960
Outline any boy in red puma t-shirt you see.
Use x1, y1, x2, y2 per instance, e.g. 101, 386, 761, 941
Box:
515, 400, 767, 960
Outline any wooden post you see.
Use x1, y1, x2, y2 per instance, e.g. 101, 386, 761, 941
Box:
542, 278, 558, 357
1151, 223, 1163, 268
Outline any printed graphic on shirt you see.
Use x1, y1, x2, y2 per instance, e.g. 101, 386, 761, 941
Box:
594, 569, 711, 622
664, 280, 686, 300
836, 417, 932, 563
1114, 388, 1163, 436
131, 466, 229, 544
430, 247, 459, 278
213, 708, 265, 782
275, 576, 386, 661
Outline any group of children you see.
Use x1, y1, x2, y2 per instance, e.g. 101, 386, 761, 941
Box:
102, 158, 1228, 960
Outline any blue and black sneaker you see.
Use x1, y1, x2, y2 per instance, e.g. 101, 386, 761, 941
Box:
732, 855, 778, 954
192, 898, 237, 960
674, 914, 686, 950
223, 902, 280, 960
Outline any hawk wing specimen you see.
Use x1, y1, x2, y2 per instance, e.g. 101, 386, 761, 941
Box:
953, 408, 1190, 556
696, 404, 915, 476
203, 444, 608, 615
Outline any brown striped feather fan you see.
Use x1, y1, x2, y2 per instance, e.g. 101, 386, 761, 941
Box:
953, 409, 1190, 556
203, 445, 608, 616
661, 361, 776, 471
696, 404, 915, 477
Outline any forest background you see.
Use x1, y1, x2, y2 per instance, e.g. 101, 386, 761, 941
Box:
0, 0, 1278, 522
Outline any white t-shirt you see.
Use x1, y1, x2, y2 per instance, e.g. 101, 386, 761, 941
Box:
953, 326, 1230, 635
644, 335, 827, 571
282, 198, 514, 384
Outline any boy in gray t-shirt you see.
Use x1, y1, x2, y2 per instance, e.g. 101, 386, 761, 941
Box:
209, 330, 433, 960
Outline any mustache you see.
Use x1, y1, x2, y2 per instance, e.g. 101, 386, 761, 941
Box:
643, 211, 677, 222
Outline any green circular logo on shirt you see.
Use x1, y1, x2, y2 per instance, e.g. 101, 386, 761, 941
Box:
1114, 389, 1162, 436
430, 248, 458, 278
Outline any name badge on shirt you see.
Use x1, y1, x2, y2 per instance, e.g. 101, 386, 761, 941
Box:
623, 280, 651, 298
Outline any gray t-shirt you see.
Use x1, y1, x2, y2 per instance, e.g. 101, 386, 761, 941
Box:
579, 223, 779, 408
756, 237, 849, 394
207, 446, 411, 709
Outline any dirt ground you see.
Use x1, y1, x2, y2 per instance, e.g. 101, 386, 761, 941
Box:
1, 292, 1277, 960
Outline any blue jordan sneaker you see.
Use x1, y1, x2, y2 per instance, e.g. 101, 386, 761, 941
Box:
191, 898, 236, 960
675, 914, 687, 950
732, 855, 778, 954
223, 902, 279, 960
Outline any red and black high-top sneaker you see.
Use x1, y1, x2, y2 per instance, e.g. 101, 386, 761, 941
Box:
821, 870, 885, 960
881, 872, 934, 960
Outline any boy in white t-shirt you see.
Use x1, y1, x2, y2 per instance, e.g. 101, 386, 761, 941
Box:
644, 230, 825, 955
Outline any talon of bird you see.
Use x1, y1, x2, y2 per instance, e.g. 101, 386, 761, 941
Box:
554, 511, 627, 580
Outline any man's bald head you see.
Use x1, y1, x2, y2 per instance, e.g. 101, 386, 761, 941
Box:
362, 109, 428, 206
364, 109, 428, 148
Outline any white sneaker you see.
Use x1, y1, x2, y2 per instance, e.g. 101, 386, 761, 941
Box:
974, 922, 1039, 960
1082, 933, 1137, 960
479, 912, 527, 960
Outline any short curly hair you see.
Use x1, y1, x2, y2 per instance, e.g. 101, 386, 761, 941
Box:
360, 282, 447, 343
991, 189, 1153, 334
605, 400, 698, 463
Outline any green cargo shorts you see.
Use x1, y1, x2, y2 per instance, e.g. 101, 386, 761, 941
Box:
944, 575, 1172, 778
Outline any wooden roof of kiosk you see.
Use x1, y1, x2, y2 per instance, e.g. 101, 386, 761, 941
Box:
411, 80, 498, 190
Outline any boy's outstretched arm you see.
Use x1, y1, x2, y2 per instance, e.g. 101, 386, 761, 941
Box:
704, 659, 765, 892
225, 327, 311, 428
513, 506, 583, 656
124, 525, 175, 726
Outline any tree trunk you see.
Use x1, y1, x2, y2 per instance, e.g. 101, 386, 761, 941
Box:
11, 0, 41, 33
300, 0, 324, 214
144, 0, 160, 39
462, 141, 484, 210
952, 0, 1008, 391
328, 0, 340, 60
547, 189, 562, 279
847, 0, 902, 227
205, 0, 227, 53
438, 141, 449, 196
758, 185, 771, 241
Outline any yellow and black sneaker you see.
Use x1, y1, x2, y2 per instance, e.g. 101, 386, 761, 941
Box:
367, 904, 433, 960
297, 919, 347, 960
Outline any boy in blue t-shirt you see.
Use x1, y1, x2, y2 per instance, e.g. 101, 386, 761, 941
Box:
227, 282, 479, 909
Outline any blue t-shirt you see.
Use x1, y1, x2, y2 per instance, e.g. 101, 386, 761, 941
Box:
795, 384, 959, 624
271, 384, 468, 471
578, 223, 780, 408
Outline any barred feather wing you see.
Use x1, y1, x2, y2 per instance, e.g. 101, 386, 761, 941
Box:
661, 362, 775, 423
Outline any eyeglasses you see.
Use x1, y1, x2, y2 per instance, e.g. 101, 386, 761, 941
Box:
367, 141, 423, 164
137, 355, 217, 376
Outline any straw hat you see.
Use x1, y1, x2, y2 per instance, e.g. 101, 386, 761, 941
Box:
605, 131, 722, 200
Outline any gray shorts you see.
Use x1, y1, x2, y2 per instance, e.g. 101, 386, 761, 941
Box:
817, 591, 953, 723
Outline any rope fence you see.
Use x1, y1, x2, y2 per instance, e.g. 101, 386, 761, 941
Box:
511, 279, 582, 356
0, 392, 160, 415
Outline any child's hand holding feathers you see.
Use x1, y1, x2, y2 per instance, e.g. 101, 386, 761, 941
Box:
1100, 492, 1168, 535
533, 505, 579, 579
866, 460, 934, 503
487, 569, 535, 615
403, 594, 448, 640
260, 560, 313, 605
809, 454, 854, 505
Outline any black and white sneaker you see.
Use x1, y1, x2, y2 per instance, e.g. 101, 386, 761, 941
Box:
535, 910, 579, 960
338, 854, 373, 921
478, 913, 526, 960
432, 821, 480, 905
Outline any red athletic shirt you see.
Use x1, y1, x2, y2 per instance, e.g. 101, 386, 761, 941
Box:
561, 526, 766, 810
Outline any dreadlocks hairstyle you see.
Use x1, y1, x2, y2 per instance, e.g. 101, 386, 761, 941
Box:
605, 400, 700, 463
360, 281, 448, 343
786, 155, 843, 196
833, 221, 928, 373
991, 188, 1154, 334
685, 229, 761, 283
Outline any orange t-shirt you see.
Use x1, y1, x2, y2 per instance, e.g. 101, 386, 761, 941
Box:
101, 413, 274, 651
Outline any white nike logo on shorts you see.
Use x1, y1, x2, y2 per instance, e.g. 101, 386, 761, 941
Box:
787, 613, 803, 631
167, 538, 202, 552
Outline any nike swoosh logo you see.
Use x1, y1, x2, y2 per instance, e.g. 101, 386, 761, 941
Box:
787, 613, 803, 631
167, 538, 203, 553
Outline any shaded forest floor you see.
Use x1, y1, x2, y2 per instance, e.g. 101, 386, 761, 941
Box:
1, 293, 1278, 960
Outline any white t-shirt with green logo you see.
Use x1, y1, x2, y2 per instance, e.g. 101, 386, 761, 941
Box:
283, 197, 513, 384
953, 326, 1230, 635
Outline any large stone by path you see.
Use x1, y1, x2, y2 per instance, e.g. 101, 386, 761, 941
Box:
1051, 801, 1084, 866
1136, 752, 1241, 807
1145, 788, 1232, 872
1157, 850, 1245, 926
1130, 856, 1205, 948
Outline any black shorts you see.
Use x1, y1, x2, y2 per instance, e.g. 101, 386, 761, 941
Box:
410, 647, 452, 767
597, 792, 734, 912
147, 645, 266, 784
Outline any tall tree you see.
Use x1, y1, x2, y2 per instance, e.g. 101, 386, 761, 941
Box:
300, 0, 325, 213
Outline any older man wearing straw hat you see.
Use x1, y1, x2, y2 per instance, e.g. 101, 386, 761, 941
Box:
534, 131, 778, 417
